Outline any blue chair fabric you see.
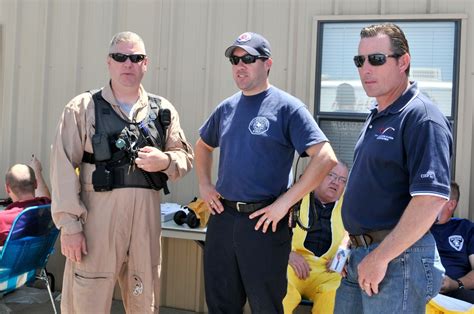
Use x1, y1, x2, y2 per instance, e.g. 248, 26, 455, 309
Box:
0, 204, 59, 313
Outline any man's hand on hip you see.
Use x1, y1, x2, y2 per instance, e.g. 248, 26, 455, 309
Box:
249, 200, 289, 233
199, 182, 223, 214
61, 232, 88, 263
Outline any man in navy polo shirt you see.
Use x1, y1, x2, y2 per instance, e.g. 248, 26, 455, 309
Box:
195, 32, 337, 313
335, 23, 452, 313
431, 181, 474, 303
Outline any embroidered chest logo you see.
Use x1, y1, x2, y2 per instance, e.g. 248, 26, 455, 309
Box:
375, 126, 395, 141
248, 116, 270, 135
449, 235, 464, 251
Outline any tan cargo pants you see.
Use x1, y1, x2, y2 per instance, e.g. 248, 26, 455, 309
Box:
61, 188, 162, 314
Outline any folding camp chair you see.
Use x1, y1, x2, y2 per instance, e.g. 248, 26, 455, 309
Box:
0, 204, 59, 314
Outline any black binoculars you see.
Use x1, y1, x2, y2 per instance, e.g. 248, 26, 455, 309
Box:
173, 210, 200, 229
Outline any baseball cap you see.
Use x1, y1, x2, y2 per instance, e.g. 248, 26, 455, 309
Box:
224, 32, 272, 58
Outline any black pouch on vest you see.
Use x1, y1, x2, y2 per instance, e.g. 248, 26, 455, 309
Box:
92, 133, 112, 162
92, 165, 113, 191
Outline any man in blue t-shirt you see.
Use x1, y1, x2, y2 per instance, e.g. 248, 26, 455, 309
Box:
431, 181, 474, 303
335, 23, 452, 314
195, 32, 337, 313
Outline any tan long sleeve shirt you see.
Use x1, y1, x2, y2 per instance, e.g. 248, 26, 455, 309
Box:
50, 83, 194, 234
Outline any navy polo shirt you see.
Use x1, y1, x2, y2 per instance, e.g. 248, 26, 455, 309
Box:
342, 82, 452, 235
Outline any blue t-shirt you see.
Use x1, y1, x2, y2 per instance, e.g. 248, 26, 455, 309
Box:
431, 218, 474, 279
342, 82, 452, 234
199, 86, 327, 201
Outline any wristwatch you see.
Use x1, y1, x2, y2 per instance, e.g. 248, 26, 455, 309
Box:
456, 279, 465, 290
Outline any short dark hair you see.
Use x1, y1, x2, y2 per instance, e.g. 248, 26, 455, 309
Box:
360, 23, 410, 75
450, 181, 460, 203
5, 164, 36, 195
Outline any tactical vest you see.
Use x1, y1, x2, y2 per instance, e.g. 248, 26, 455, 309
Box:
82, 90, 170, 194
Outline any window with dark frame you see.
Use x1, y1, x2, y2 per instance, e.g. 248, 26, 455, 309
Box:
314, 20, 460, 169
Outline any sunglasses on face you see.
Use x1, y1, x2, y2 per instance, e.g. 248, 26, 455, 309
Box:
109, 53, 146, 63
229, 54, 268, 65
353, 53, 400, 68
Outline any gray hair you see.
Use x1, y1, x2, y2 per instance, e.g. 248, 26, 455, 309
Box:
109, 31, 146, 54
338, 160, 350, 171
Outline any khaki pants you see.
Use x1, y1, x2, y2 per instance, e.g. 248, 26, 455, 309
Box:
61, 188, 162, 314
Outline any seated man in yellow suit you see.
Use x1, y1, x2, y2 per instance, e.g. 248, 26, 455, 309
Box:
283, 161, 349, 314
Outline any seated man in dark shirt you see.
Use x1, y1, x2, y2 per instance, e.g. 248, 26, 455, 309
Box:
283, 161, 349, 313
0, 156, 51, 245
431, 181, 474, 304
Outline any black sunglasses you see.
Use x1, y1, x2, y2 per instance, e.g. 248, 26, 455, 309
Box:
229, 54, 268, 65
353, 53, 400, 68
109, 53, 146, 63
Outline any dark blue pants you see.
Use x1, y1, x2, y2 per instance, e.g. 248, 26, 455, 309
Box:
204, 204, 291, 314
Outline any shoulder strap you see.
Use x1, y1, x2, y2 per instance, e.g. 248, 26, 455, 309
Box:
82, 89, 104, 164
90, 89, 104, 134
148, 95, 170, 151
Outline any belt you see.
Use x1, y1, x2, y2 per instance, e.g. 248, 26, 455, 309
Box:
221, 198, 275, 214
349, 229, 392, 248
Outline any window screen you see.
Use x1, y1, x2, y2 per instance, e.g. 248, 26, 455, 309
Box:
319, 119, 364, 169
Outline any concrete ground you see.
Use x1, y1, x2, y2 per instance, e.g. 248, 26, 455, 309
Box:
0, 287, 195, 314
2, 302, 312, 314
1, 298, 195, 314
0, 287, 311, 313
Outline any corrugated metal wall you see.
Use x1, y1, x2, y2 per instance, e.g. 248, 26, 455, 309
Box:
1, 0, 473, 311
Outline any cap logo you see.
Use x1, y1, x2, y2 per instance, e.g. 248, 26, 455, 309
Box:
237, 32, 252, 43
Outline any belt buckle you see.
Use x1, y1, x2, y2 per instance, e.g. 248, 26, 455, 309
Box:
236, 202, 246, 212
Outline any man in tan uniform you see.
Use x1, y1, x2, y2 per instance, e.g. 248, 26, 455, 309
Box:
50, 31, 193, 313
